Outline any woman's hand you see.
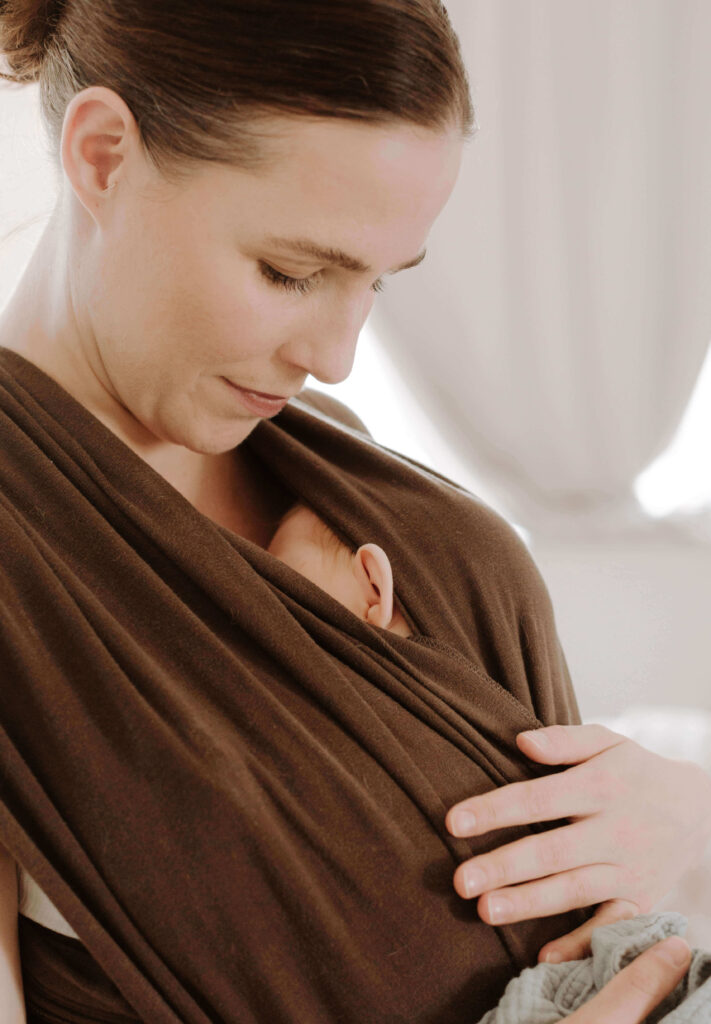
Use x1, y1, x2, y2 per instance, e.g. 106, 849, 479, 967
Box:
565, 936, 691, 1023
445, 723, 711, 963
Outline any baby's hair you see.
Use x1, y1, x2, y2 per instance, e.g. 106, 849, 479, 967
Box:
311, 514, 351, 562
0, 1, 476, 187
276, 502, 349, 562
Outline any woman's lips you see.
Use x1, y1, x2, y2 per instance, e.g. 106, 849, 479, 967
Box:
246, 387, 286, 399
222, 378, 289, 417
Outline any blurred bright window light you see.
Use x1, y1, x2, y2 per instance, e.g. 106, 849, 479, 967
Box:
634, 343, 711, 517
312, 325, 711, 523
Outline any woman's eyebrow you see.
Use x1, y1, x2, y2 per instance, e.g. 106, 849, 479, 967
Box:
261, 235, 427, 274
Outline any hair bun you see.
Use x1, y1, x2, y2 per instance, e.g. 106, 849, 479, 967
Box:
0, 0, 67, 84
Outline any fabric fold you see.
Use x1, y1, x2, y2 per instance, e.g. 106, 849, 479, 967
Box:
0, 347, 588, 1023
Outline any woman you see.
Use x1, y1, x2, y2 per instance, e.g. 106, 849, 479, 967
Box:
0, 1, 706, 1022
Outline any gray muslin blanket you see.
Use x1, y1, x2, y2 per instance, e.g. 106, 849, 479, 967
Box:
478, 913, 711, 1023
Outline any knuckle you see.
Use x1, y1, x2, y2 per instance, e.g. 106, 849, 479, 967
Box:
525, 780, 554, 822
568, 872, 592, 908
538, 830, 569, 874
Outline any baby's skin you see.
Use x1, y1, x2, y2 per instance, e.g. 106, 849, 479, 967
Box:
267, 503, 412, 637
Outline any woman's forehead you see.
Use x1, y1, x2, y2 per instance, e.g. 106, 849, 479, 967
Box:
179, 117, 462, 231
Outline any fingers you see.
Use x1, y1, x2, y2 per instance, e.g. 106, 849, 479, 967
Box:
452, 820, 598, 899
516, 723, 627, 765
446, 764, 604, 838
537, 900, 640, 963
474, 865, 631, 926
566, 937, 691, 1024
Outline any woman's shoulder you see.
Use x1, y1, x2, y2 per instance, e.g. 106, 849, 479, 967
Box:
295, 389, 371, 436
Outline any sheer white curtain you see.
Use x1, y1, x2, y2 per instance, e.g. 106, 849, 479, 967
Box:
370, 0, 711, 538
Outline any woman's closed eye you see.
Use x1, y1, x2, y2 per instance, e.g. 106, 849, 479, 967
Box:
259, 261, 386, 296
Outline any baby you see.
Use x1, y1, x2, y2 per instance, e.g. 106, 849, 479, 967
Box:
267, 502, 412, 637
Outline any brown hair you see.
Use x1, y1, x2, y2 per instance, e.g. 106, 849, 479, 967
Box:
0, 0, 476, 184
273, 502, 349, 561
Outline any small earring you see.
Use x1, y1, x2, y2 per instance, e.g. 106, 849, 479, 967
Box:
103, 181, 117, 194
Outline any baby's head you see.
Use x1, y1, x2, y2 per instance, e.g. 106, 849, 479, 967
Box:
267, 503, 412, 637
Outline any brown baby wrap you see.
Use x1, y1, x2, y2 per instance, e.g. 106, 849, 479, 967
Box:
0, 347, 589, 1023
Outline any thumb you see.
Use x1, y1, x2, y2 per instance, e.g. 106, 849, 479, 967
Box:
517, 723, 627, 765
568, 937, 691, 1023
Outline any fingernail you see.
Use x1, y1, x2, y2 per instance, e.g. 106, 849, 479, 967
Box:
452, 811, 477, 836
488, 896, 514, 924
521, 729, 548, 750
661, 937, 690, 967
543, 951, 563, 964
463, 868, 486, 898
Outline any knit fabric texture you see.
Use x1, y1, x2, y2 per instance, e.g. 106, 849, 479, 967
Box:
479, 912, 711, 1024
0, 346, 588, 1023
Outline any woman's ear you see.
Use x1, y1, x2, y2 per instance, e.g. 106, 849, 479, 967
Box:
60, 85, 139, 216
353, 543, 395, 629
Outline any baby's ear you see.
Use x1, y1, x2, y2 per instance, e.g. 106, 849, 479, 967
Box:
353, 543, 396, 629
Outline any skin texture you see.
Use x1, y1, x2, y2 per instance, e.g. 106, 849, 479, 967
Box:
267, 503, 412, 635
0, 85, 703, 1019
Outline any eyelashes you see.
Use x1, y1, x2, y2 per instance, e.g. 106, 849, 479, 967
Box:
259, 262, 386, 296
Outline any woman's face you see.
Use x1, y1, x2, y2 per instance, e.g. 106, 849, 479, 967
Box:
64, 95, 464, 454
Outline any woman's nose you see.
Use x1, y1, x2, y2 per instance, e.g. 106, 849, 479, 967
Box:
281, 295, 373, 385
306, 332, 360, 385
